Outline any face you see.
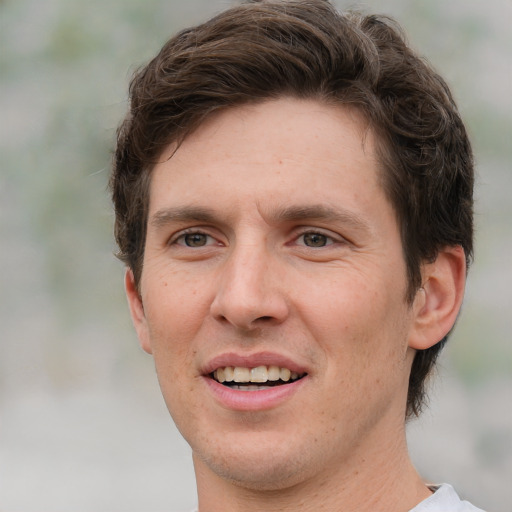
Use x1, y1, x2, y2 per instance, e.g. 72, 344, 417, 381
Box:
127, 98, 422, 490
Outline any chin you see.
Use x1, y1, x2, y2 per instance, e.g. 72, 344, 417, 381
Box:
206, 455, 308, 491
192, 431, 318, 491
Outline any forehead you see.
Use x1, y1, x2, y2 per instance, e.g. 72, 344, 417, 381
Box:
174, 97, 375, 157
145, 97, 396, 241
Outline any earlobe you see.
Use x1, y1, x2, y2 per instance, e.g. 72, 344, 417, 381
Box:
124, 269, 153, 354
409, 246, 467, 350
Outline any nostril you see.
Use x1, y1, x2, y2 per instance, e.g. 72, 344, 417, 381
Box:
210, 287, 289, 329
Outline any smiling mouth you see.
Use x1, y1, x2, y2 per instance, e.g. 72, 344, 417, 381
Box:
211, 365, 306, 391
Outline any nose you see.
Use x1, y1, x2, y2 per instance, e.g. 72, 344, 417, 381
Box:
210, 242, 289, 331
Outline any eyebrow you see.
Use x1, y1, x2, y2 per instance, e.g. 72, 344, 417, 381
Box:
150, 203, 370, 234
150, 206, 219, 229
265, 204, 371, 234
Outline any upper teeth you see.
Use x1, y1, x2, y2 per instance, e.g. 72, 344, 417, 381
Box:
213, 366, 301, 384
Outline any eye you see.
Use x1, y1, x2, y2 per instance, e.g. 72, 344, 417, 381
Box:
174, 231, 217, 247
298, 232, 334, 248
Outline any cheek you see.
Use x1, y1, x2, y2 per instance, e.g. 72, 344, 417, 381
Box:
143, 266, 212, 338
301, 276, 388, 342
302, 275, 411, 385
144, 285, 204, 428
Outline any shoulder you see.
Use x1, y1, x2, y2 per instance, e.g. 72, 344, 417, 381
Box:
410, 484, 486, 512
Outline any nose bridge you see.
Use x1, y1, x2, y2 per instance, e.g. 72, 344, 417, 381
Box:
210, 236, 288, 329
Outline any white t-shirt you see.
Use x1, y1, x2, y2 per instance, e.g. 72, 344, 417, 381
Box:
185, 483, 485, 511
410, 484, 485, 511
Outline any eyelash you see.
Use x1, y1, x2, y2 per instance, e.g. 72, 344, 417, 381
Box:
171, 229, 219, 247
294, 229, 340, 248
170, 228, 342, 249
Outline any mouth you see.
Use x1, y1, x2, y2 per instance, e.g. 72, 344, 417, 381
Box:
210, 365, 307, 391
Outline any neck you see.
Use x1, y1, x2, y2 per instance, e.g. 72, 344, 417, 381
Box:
193, 426, 431, 512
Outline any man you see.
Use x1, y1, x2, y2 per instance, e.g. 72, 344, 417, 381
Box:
110, 1, 484, 510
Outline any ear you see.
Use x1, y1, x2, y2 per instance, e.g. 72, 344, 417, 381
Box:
124, 269, 153, 354
408, 246, 467, 350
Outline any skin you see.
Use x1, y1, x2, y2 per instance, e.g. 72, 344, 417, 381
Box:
125, 98, 466, 511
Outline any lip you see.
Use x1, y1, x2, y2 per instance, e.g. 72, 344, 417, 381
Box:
202, 374, 308, 411
202, 351, 308, 375
201, 351, 309, 412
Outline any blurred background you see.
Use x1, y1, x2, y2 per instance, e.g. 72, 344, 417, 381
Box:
1, 0, 511, 510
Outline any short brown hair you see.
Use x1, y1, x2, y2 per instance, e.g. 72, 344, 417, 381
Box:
111, 0, 474, 417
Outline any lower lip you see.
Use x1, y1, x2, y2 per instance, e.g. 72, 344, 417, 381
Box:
203, 376, 308, 411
